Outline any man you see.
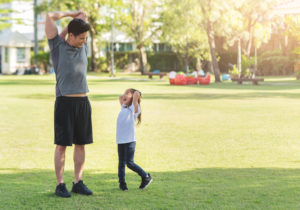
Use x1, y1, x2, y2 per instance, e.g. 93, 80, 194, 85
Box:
45, 11, 93, 198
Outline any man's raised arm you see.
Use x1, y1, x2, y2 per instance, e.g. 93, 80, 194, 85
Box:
45, 11, 82, 39
59, 12, 88, 40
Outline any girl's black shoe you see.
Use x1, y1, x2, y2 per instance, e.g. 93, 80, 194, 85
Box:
119, 182, 128, 191
139, 173, 153, 189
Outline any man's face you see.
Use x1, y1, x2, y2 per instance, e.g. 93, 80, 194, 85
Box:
69, 32, 88, 48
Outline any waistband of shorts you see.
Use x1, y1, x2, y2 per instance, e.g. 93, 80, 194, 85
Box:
56, 96, 89, 102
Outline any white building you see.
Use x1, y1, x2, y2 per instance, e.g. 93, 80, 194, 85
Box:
0, 30, 33, 74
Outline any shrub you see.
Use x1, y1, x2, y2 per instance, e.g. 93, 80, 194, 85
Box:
31, 51, 50, 72
257, 50, 296, 76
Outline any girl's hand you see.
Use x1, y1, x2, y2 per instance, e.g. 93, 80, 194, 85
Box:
132, 91, 141, 113
133, 91, 141, 99
119, 95, 124, 105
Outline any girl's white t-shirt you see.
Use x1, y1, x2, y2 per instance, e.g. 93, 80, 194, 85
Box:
116, 103, 141, 144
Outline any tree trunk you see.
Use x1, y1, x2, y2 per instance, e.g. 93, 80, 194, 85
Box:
88, 17, 98, 72
245, 25, 253, 58
196, 57, 202, 71
206, 21, 221, 82
90, 30, 98, 72
185, 43, 189, 73
139, 45, 148, 73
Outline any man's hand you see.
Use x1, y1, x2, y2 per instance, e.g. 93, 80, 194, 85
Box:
59, 11, 87, 40
69, 11, 83, 19
75, 12, 87, 22
45, 11, 87, 39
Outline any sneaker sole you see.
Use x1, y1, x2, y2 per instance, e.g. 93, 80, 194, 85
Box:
71, 191, 93, 195
140, 178, 153, 190
55, 192, 71, 198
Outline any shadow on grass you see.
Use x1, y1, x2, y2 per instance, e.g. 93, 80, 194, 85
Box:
1, 168, 300, 209
16, 91, 300, 101
0, 79, 55, 86
154, 80, 300, 91
0, 78, 160, 86
88, 78, 163, 84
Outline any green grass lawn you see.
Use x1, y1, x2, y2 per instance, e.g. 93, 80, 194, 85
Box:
1, 74, 300, 209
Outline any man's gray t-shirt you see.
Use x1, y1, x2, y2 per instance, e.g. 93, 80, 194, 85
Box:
48, 35, 89, 96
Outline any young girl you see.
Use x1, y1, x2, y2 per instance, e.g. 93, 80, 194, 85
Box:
116, 88, 152, 191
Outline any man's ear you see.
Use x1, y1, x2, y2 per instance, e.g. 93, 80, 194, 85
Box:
69, 33, 74, 38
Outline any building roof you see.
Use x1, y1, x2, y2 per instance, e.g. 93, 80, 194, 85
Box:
0, 30, 33, 47
101, 28, 161, 43
274, 0, 300, 15
101, 28, 135, 43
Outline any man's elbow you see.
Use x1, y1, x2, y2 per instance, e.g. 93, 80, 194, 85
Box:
46, 13, 52, 20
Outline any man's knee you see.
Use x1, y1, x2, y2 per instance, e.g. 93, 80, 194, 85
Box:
74, 144, 85, 151
56, 145, 66, 154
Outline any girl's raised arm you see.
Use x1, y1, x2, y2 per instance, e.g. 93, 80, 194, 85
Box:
132, 91, 141, 113
119, 95, 124, 105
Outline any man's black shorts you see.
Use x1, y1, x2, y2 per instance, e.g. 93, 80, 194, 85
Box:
54, 96, 93, 146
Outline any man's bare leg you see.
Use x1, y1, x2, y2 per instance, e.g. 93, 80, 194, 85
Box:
74, 144, 85, 183
55, 145, 66, 185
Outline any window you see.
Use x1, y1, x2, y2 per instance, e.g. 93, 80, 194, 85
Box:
159, 44, 165, 52
125, 43, 132, 51
17, 48, 26, 62
4, 47, 8, 63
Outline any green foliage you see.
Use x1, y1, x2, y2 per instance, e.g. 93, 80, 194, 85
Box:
218, 52, 238, 73
106, 51, 182, 72
229, 64, 239, 76
115, 1, 161, 47
257, 50, 295, 75
241, 55, 254, 77
0, 0, 26, 30
162, 0, 209, 62
106, 51, 139, 71
31, 51, 50, 71
147, 52, 181, 72
88, 57, 107, 72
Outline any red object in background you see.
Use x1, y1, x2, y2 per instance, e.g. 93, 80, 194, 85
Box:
186, 76, 197, 85
169, 78, 175, 85
198, 74, 210, 85
174, 74, 187, 85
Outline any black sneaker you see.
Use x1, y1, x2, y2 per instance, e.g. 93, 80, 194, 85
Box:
119, 182, 128, 191
139, 173, 153, 189
55, 183, 71, 198
71, 180, 93, 195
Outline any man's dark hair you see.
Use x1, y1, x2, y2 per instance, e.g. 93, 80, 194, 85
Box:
68, 19, 90, 36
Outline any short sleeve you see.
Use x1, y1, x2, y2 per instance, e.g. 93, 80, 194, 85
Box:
48, 35, 63, 51
129, 103, 140, 116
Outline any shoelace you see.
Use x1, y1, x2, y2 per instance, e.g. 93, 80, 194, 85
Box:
59, 184, 67, 193
79, 182, 89, 190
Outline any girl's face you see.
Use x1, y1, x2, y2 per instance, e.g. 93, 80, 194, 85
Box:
122, 89, 133, 106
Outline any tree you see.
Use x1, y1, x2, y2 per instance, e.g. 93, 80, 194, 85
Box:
115, 0, 162, 73
162, 0, 209, 73
237, 0, 278, 58
0, 0, 27, 31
